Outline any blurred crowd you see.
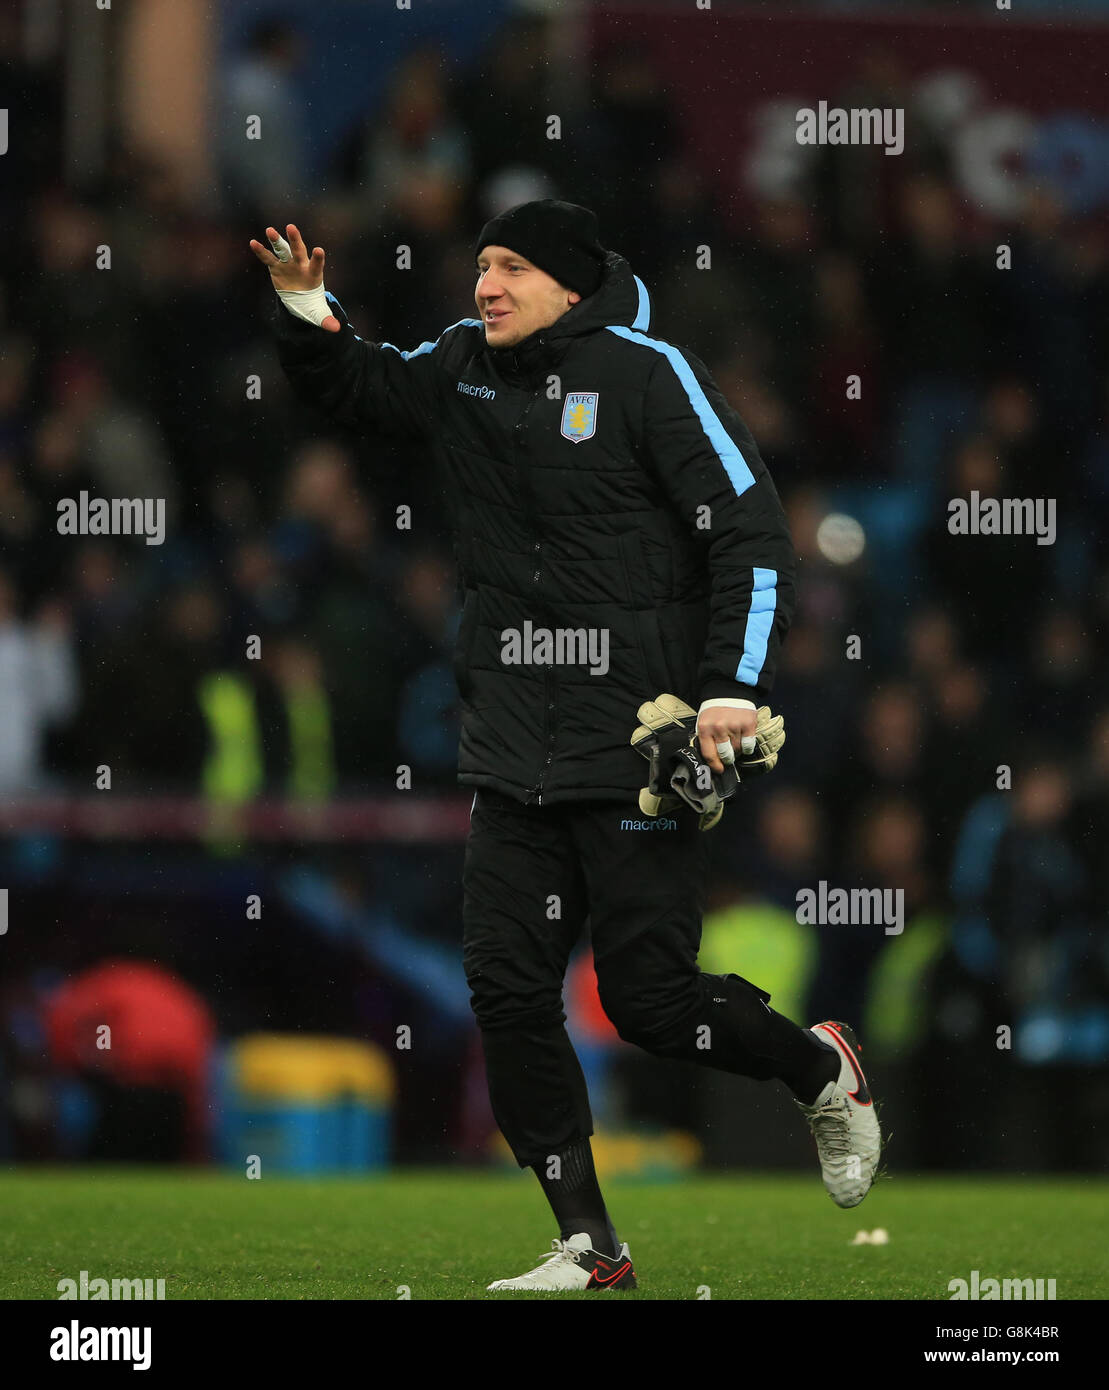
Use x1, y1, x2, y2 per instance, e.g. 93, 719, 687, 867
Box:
0, 4, 1106, 1120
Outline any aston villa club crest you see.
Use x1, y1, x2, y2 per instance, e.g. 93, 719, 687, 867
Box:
560, 391, 599, 443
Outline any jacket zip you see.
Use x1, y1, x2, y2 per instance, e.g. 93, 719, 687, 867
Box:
510, 363, 556, 805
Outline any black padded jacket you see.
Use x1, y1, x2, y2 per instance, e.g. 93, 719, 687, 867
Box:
269, 249, 796, 805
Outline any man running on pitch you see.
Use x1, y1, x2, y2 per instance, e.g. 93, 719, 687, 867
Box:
253, 200, 882, 1292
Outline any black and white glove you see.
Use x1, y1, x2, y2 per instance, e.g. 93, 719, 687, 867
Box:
630, 694, 738, 831
630, 693, 785, 832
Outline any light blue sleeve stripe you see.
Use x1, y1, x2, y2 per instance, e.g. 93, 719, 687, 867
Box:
381, 317, 482, 360
383, 339, 435, 360
320, 289, 366, 342
737, 567, 777, 685
632, 276, 651, 331
605, 326, 756, 496
323, 298, 480, 352
324, 290, 363, 341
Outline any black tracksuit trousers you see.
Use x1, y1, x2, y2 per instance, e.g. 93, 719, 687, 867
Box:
463, 788, 829, 1167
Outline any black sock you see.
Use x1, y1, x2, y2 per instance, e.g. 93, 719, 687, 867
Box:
785, 1038, 840, 1105
530, 1138, 620, 1257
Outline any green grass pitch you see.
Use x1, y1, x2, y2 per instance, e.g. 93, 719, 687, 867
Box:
1, 1168, 1104, 1300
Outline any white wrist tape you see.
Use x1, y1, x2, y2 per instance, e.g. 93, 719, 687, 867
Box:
268, 231, 334, 329
698, 697, 758, 755
276, 283, 334, 329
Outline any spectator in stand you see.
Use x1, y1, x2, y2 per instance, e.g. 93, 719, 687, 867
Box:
0, 570, 78, 793
218, 17, 310, 219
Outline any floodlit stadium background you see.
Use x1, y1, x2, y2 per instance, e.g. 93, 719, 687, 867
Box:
1, 0, 1107, 1181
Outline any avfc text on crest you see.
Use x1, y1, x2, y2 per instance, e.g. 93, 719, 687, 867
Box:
561, 392, 599, 443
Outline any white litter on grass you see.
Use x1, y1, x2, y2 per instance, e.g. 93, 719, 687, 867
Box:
851, 1228, 890, 1245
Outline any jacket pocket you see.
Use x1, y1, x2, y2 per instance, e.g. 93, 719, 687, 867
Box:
453, 589, 480, 698
618, 531, 672, 695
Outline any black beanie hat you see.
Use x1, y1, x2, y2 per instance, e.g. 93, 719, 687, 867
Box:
474, 199, 607, 298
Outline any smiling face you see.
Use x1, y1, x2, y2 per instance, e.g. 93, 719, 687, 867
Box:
475, 245, 582, 347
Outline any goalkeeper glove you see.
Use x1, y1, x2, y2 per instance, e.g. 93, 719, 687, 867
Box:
630, 693, 785, 831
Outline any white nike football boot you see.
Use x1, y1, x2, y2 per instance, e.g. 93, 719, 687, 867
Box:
487, 1233, 637, 1291
795, 1020, 882, 1208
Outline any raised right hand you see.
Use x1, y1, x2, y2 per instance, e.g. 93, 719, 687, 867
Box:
249, 222, 340, 332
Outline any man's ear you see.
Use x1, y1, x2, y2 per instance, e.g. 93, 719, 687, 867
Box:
567, 290, 582, 306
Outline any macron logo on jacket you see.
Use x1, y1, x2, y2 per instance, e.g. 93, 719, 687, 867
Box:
457, 381, 496, 400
